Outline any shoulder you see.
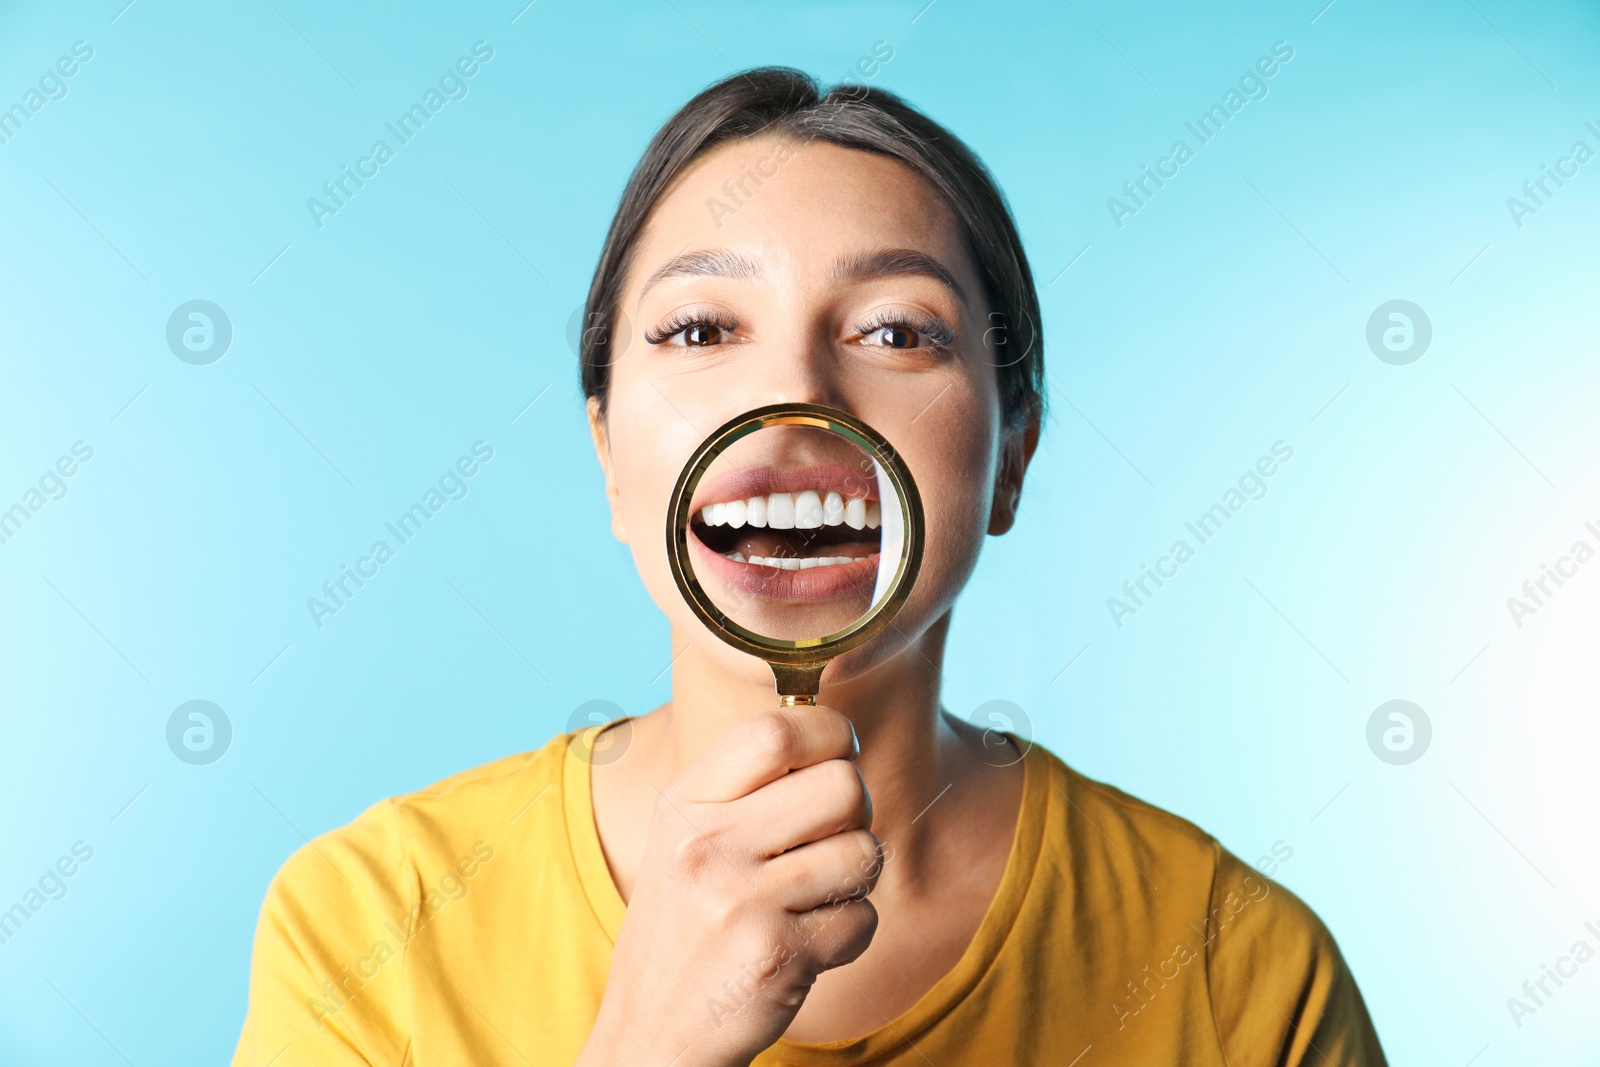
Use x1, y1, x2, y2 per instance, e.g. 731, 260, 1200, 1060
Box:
265, 730, 573, 905
1203, 847, 1387, 1065
1032, 745, 1223, 900
235, 732, 579, 1061
1026, 745, 1386, 1065
251, 731, 577, 965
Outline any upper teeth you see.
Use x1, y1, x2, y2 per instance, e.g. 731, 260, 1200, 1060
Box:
701, 491, 879, 530
725, 552, 863, 569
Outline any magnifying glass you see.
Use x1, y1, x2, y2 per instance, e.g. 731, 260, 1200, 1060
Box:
666, 403, 924, 707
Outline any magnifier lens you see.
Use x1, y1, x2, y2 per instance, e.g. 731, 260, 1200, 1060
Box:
682, 423, 904, 644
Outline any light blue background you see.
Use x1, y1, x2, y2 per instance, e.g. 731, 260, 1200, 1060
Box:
2, 0, 1597, 1062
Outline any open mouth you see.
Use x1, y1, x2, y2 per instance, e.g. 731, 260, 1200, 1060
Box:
688, 463, 884, 602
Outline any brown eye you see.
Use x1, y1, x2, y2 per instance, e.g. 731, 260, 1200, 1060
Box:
871, 325, 918, 349
855, 312, 955, 351
644, 314, 740, 347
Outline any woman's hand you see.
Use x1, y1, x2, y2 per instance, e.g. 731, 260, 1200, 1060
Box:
576, 706, 883, 1067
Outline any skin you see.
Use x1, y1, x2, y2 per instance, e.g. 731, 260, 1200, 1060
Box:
579, 134, 1041, 1066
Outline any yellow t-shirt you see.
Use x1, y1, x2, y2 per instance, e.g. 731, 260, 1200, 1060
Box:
231, 729, 1386, 1066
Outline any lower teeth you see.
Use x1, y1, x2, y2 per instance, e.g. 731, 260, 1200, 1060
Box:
726, 552, 859, 570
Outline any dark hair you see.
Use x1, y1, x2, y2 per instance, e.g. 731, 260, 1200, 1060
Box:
580, 66, 1044, 429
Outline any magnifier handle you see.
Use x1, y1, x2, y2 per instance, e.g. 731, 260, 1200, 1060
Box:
770, 662, 825, 707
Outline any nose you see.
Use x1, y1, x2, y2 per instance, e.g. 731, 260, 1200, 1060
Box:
753, 335, 848, 410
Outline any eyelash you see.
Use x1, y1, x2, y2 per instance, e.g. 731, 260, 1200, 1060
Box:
644, 308, 740, 346
643, 309, 956, 349
855, 310, 956, 349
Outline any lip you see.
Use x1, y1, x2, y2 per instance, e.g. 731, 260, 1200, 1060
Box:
689, 463, 880, 515
688, 528, 880, 604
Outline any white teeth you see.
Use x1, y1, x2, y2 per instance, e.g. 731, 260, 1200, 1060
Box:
744, 554, 859, 569
793, 490, 823, 529
766, 492, 795, 529
726, 551, 746, 563
700, 490, 874, 529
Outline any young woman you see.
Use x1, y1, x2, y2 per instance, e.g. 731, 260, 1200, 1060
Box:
233, 68, 1386, 1066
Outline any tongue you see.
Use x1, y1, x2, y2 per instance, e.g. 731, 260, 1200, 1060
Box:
731, 531, 878, 560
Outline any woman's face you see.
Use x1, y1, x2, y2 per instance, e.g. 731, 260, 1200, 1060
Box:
589, 134, 1037, 687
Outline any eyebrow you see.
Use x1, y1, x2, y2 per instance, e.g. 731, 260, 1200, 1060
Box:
831, 248, 966, 302
639, 249, 763, 298
637, 246, 966, 303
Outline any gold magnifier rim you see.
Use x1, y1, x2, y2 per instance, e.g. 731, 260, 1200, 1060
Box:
665, 402, 924, 667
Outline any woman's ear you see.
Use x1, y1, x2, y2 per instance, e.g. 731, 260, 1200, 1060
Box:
586, 395, 630, 544
988, 408, 1041, 536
